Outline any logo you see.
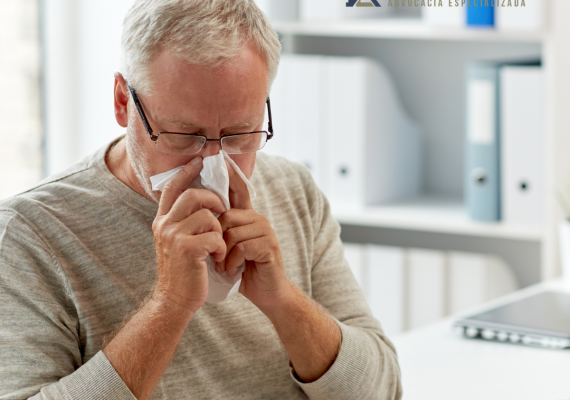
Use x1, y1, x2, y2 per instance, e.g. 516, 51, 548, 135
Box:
346, 0, 381, 7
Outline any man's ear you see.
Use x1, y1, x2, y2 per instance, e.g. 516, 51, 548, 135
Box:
114, 72, 129, 128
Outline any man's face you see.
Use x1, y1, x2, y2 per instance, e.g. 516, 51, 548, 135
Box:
124, 43, 269, 201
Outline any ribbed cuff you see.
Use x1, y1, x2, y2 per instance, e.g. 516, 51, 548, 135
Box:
290, 321, 370, 400
61, 351, 137, 400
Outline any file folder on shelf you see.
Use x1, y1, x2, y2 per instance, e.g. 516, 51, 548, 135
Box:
465, 63, 501, 221
262, 56, 295, 160
263, 55, 329, 195
265, 55, 422, 208
290, 56, 329, 195
325, 57, 422, 208
500, 66, 543, 227
466, 2, 494, 27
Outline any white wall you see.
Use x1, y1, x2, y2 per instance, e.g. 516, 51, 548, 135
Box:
43, 0, 135, 176
0, 0, 42, 199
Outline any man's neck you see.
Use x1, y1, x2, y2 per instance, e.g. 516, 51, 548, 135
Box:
105, 137, 156, 203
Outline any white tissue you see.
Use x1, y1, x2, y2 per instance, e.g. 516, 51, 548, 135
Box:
150, 151, 256, 304
149, 166, 185, 192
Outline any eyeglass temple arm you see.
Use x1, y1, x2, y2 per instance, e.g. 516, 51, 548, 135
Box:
266, 97, 274, 140
128, 85, 158, 141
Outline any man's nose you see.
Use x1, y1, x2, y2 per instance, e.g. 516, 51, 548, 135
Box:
199, 140, 221, 158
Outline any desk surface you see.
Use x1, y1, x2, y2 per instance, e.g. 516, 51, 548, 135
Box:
392, 281, 570, 400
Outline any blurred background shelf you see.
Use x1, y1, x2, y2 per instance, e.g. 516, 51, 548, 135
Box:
331, 195, 544, 241
273, 19, 544, 43
270, 13, 551, 289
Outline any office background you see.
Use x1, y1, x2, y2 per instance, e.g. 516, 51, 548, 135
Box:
1, 0, 569, 337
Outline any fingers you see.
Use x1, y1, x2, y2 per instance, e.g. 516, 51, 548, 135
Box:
157, 156, 203, 217
220, 223, 264, 270
216, 209, 270, 274
218, 208, 257, 233
224, 237, 276, 277
154, 209, 223, 251
227, 160, 253, 210
191, 231, 227, 263
169, 189, 226, 223
179, 208, 223, 236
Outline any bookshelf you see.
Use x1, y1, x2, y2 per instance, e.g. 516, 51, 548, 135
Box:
273, 19, 544, 42
272, 0, 570, 285
331, 195, 544, 241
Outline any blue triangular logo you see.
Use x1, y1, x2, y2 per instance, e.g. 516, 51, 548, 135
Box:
346, 0, 381, 6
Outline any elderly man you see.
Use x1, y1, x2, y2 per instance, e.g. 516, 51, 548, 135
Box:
0, 1, 401, 399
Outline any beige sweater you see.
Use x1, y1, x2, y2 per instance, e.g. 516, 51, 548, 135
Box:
0, 137, 402, 400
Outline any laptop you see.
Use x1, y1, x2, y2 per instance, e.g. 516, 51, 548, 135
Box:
455, 291, 570, 350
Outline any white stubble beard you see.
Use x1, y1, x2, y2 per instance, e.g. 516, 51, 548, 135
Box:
125, 111, 160, 203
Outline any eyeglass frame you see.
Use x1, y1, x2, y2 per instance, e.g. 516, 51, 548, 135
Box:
127, 84, 274, 154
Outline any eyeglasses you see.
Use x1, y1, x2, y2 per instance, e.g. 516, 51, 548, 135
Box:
128, 85, 274, 156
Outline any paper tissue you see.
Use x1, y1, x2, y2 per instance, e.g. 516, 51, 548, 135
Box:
150, 150, 256, 304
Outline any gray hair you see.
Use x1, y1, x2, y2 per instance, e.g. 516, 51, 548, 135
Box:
121, 0, 282, 95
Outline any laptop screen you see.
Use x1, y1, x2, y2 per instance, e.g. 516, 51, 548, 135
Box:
458, 291, 570, 338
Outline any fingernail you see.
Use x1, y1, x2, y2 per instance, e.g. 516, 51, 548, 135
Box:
191, 156, 202, 166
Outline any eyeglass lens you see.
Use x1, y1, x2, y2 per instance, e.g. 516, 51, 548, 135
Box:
155, 131, 268, 155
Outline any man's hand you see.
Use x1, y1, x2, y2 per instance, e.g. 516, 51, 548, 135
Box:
152, 156, 227, 313
105, 155, 232, 400
217, 163, 289, 310
218, 162, 341, 383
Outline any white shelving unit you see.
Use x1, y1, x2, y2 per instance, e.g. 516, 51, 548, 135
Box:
273, 19, 544, 42
331, 196, 544, 241
272, 0, 570, 285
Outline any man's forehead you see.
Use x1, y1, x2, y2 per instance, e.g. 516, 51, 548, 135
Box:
149, 47, 268, 98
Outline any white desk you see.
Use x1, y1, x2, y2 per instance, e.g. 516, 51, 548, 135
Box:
392, 281, 570, 400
